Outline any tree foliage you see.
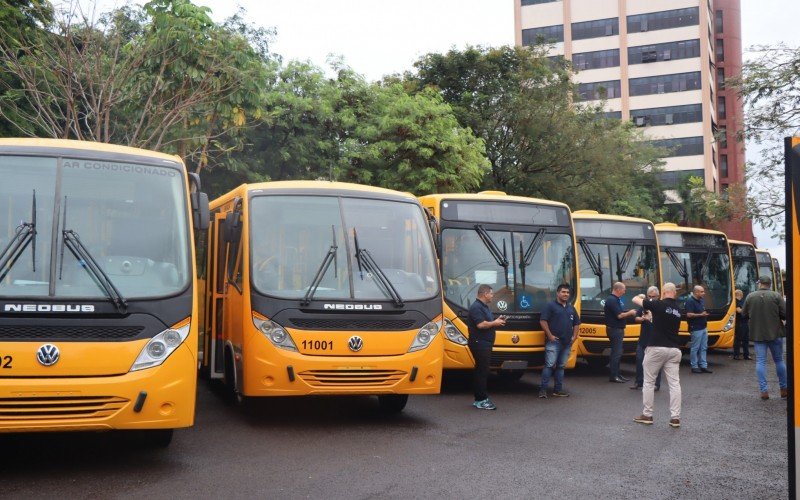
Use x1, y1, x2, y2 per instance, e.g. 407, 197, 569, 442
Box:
405, 45, 667, 219
728, 44, 800, 236
0, 0, 274, 172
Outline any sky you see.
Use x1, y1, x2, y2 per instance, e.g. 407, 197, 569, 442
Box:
80, 0, 797, 264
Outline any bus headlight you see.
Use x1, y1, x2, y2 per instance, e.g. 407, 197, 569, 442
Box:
408, 320, 441, 352
130, 323, 191, 372
253, 316, 297, 352
722, 313, 735, 332
443, 319, 468, 345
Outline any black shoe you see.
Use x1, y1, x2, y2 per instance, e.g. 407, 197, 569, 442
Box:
630, 384, 642, 390
691, 368, 702, 373
700, 368, 713, 373
618, 375, 630, 382
744, 356, 752, 360
609, 377, 626, 383
732, 355, 740, 360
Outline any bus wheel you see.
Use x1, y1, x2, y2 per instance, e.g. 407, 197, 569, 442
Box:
144, 429, 174, 448
585, 357, 607, 370
498, 370, 525, 382
378, 394, 408, 414
224, 348, 245, 406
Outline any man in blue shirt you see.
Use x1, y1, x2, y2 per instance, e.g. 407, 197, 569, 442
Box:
467, 284, 506, 410
538, 283, 580, 398
686, 285, 712, 374
604, 282, 637, 383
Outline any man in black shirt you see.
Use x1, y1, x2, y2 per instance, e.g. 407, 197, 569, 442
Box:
467, 284, 506, 410
631, 282, 683, 428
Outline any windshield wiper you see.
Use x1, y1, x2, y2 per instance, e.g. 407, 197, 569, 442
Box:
665, 248, 690, 295
0, 190, 37, 283
615, 240, 636, 282
353, 228, 404, 308
474, 224, 509, 288
58, 196, 127, 314
578, 238, 604, 293
518, 228, 546, 291
301, 226, 338, 306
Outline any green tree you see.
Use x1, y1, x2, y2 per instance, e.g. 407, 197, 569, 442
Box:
406, 45, 666, 215
0, 0, 273, 173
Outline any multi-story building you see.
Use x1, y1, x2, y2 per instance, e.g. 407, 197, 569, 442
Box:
515, 0, 753, 242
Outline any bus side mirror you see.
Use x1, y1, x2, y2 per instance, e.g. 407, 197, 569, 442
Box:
223, 211, 242, 243
192, 191, 210, 230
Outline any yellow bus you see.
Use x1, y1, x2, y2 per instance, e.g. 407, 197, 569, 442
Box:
730, 240, 759, 299
772, 257, 785, 297
784, 135, 798, 495
199, 181, 442, 412
756, 249, 780, 293
655, 223, 735, 348
418, 192, 578, 378
572, 211, 661, 366
0, 138, 208, 446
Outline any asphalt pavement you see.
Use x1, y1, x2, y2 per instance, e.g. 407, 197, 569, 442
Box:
0, 349, 789, 499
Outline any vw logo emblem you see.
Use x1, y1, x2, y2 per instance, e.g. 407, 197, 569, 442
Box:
37, 344, 60, 366
497, 300, 508, 311
348, 336, 364, 352
511, 335, 520, 344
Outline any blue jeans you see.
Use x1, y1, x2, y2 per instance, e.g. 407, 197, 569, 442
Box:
540, 339, 572, 392
690, 328, 708, 368
754, 339, 787, 393
635, 343, 661, 388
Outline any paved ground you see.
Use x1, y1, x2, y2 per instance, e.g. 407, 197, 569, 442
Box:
0, 349, 789, 499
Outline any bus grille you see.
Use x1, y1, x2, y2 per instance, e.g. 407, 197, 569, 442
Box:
490, 351, 546, 368
582, 340, 639, 354
299, 370, 406, 387
0, 396, 128, 421
289, 318, 416, 331
0, 325, 144, 341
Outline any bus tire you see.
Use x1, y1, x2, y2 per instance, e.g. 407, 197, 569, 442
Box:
145, 429, 174, 448
378, 394, 408, 414
224, 347, 245, 406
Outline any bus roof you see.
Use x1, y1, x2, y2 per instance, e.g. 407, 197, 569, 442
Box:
212, 181, 421, 209
0, 138, 183, 164
654, 223, 726, 237
572, 210, 655, 225
418, 192, 570, 210
729, 239, 756, 247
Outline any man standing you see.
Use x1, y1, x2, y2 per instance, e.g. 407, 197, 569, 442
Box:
538, 284, 580, 398
686, 285, 712, 374
632, 283, 683, 428
733, 289, 751, 360
467, 284, 506, 410
742, 275, 787, 400
604, 282, 637, 383
631, 286, 662, 391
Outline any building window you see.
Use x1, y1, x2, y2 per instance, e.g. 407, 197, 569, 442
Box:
578, 80, 621, 101
572, 49, 620, 70
630, 103, 703, 127
717, 67, 725, 89
720, 154, 729, 177
629, 72, 702, 97
657, 169, 705, 188
717, 96, 726, 120
715, 10, 724, 33
521, 0, 559, 5
602, 111, 622, 120
718, 127, 728, 148
627, 7, 699, 33
522, 25, 564, 45
571, 18, 619, 40
628, 39, 700, 65
650, 136, 705, 157
716, 39, 725, 62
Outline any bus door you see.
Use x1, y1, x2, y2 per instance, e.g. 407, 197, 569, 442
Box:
206, 212, 229, 379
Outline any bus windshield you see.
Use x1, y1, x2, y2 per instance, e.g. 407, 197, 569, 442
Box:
731, 244, 759, 298
578, 241, 658, 312
441, 228, 575, 314
250, 195, 439, 302
660, 247, 731, 311
0, 155, 190, 299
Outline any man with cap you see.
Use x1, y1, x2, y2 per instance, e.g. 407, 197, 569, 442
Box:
742, 275, 787, 400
